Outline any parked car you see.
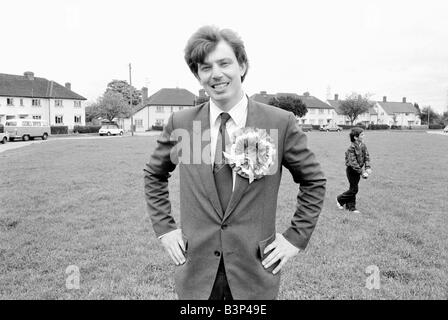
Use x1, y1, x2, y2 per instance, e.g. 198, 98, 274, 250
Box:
98, 124, 124, 136
0, 124, 9, 144
297, 124, 313, 132
444, 125, 448, 133
320, 124, 342, 132
4, 119, 50, 141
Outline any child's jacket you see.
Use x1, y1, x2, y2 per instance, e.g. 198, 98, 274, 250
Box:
345, 141, 371, 174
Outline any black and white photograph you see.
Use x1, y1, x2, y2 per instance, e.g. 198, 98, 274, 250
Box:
1, 0, 447, 305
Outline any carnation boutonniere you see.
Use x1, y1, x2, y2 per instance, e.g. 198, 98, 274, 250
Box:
223, 127, 276, 184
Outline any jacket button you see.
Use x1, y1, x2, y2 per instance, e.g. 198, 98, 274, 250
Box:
221, 224, 227, 230
214, 251, 221, 257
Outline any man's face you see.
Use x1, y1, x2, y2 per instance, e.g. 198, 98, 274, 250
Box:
197, 40, 247, 110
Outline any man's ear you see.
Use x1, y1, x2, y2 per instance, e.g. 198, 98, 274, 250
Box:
239, 62, 247, 78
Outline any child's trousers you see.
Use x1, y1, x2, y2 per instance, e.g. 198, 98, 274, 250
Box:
337, 166, 361, 211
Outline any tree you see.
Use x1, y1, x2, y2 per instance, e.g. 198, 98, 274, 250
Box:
268, 95, 308, 118
106, 80, 142, 106
339, 93, 373, 125
442, 111, 448, 125
420, 106, 441, 125
95, 91, 132, 122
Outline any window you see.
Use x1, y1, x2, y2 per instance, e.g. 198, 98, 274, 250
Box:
179, 106, 183, 111
5, 121, 17, 126
32, 99, 41, 107
155, 119, 165, 126
19, 114, 28, 119
74, 115, 82, 123
55, 115, 63, 124
20, 99, 24, 106
309, 109, 315, 114
135, 119, 143, 128
33, 115, 42, 120
33, 121, 41, 127
74, 101, 81, 108
55, 100, 63, 107
156, 106, 164, 113
318, 119, 324, 125
22, 121, 32, 126
7, 98, 14, 106
310, 119, 315, 125
319, 109, 324, 114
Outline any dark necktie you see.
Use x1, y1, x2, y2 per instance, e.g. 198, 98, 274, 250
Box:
214, 113, 232, 213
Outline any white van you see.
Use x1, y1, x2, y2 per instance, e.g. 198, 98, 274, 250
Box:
4, 119, 51, 141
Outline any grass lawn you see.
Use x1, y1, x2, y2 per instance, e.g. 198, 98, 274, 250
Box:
0, 131, 447, 299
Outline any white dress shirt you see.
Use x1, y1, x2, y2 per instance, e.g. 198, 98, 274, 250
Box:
209, 94, 248, 191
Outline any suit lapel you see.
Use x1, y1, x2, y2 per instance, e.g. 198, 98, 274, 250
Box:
195, 102, 225, 219
223, 98, 260, 222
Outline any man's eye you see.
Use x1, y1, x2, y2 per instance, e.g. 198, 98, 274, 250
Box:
200, 66, 210, 71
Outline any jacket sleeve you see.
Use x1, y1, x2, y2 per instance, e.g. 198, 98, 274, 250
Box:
346, 145, 363, 173
281, 113, 326, 250
143, 114, 178, 238
363, 145, 371, 169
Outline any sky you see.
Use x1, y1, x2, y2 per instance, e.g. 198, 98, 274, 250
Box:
1, 0, 448, 113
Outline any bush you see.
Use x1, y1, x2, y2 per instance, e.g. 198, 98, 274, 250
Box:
355, 123, 367, 129
429, 124, 444, 129
51, 126, 68, 134
368, 124, 390, 130
73, 125, 101, 133
391, 125, 403, 130
311, 125, 321, 130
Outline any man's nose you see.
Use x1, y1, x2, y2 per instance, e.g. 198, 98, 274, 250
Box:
211, 65, 223, 79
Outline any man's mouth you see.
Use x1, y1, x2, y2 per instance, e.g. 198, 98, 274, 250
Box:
210, 82, 229, 90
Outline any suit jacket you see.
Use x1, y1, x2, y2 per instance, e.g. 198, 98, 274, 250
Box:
144, 99, 326, 299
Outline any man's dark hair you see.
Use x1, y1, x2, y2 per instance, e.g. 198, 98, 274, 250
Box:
184, 25, 249, 82
350, 127, 364, 142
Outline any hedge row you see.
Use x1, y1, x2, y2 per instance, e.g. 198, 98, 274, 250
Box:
73, 125, 101, 133
50, 126, 68, 134
429, 124, 445, 129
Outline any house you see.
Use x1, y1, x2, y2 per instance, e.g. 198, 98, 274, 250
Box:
327, 94, 420, 126
0, 71, 87, 129
120, 87, 198, 132
375, 96, 421, 126
251, 91, 336, 125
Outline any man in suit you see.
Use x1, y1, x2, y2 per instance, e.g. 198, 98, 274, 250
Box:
144, 25, 326, 300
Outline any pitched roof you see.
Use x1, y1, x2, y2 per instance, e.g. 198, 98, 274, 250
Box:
328, 99, 378, 115
0, 72, 86, 100
377, 101, 416, 114
145, 88, 197, 106
251, 92, 331, 109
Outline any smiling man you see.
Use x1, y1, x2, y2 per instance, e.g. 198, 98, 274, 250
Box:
144, 25, 326, 300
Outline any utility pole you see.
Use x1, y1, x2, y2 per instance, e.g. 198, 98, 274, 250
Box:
129, 63, 134, 136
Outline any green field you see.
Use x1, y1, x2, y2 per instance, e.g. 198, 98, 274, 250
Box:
0, 131, 447, 299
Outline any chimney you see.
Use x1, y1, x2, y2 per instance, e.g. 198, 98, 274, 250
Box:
303, 92, 310, 97
24, 71, 34, 80
65, 82, 71, 90
402, 97, 406, 103
334, 94, 338, 101
142, 87, 148, 102
260, 91, 267, 95
199, 89, 206, 97
383, 96, 387, 102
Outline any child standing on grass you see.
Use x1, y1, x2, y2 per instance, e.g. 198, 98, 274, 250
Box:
336, 127, 372, 213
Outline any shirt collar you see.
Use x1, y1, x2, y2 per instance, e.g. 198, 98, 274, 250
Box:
209, 93, 248, 127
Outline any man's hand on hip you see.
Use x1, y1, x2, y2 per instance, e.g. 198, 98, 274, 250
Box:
262, 233, 300, 275
160, 229, 186, 266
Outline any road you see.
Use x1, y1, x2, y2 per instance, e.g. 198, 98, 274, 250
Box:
0, 131, 161, 154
